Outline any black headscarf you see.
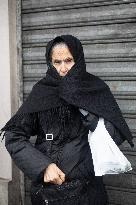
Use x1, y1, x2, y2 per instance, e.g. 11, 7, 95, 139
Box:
0, 35, 134, 148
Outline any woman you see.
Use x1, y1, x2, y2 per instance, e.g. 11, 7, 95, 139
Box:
0, 35, 134, 205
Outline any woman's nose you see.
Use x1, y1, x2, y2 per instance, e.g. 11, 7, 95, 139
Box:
60, 62, 67, 72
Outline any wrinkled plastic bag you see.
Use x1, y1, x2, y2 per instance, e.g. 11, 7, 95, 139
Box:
88, 117, 132, 176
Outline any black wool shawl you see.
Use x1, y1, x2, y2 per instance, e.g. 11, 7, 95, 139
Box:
0, 35, 134, 148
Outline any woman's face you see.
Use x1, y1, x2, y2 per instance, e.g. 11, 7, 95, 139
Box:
51, 44, 75, 77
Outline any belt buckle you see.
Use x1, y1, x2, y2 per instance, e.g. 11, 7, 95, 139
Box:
46, 133, 53, 140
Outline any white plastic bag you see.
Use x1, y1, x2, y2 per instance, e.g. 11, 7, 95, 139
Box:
88, 117, 132, 176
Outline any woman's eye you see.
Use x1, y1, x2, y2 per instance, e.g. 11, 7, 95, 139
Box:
65, 58, 73, 63
54, 60, 61, 64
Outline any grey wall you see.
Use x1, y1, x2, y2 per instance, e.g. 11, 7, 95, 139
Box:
20, 0, 136, 204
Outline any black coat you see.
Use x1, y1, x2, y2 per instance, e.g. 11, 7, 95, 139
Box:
4, 102, 124, 205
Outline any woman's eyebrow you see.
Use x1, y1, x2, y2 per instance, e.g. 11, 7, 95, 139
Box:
53, 59, 61, 62
66, 57, 73, 60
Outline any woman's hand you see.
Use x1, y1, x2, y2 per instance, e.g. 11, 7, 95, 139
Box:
44, 163, 65, 185
79, 109, 99, 132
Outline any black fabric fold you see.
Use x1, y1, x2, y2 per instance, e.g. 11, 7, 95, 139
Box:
0, 34, 134, 148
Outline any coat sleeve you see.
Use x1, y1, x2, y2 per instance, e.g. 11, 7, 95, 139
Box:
4, 113, 53, 182
103, 119, 125, 146
79, 109, 125, 146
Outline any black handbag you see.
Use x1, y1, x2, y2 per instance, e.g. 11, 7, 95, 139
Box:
31, 177, 90, 205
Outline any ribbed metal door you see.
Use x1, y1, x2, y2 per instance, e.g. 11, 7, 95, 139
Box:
21, 1, 136, 204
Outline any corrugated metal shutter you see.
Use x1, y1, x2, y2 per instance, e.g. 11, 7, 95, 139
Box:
21, 1, 136, 204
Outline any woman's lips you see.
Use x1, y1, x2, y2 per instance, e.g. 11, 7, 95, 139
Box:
60, 71, 68, 76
